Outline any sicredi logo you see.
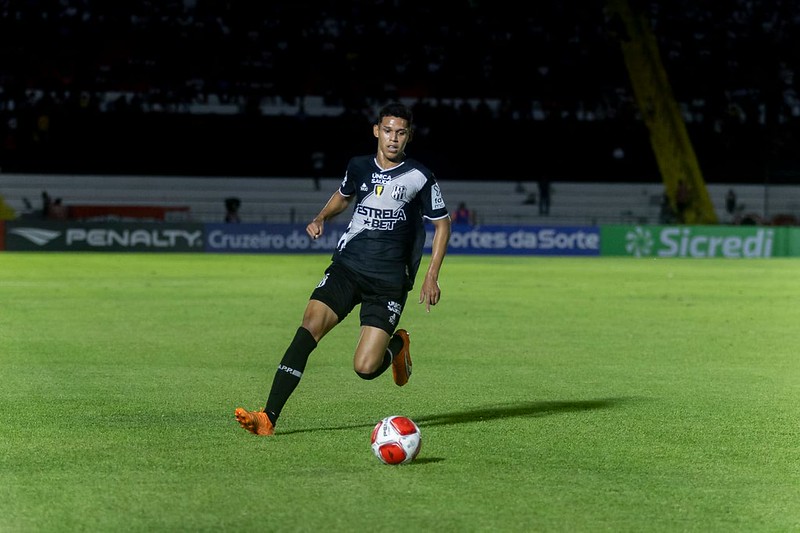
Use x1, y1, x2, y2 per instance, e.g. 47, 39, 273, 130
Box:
626, 227, 774, 258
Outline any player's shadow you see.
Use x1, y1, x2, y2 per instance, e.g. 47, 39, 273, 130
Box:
413, 397, 629, 427
279, 397, 631, 436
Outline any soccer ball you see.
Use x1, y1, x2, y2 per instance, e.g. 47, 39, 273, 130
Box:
370, 415, 421, 465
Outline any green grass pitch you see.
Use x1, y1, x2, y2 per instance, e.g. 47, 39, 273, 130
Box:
1, 252, 798, 532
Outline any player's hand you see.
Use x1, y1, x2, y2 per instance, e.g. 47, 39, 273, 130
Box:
419, 277, 441, 313
307, 219, 324, 240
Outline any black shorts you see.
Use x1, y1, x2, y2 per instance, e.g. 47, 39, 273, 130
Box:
310, 262, 408, 335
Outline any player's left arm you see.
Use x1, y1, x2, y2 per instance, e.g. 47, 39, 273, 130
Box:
307, 191, 352, 240
419, 215, 451, 313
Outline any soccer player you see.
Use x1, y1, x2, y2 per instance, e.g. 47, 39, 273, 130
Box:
235, 102, 452, 436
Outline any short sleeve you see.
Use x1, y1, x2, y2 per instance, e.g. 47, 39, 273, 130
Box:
420, 177, 448, 219
338, 160, 357, 197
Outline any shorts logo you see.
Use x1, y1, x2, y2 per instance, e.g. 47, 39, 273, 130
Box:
316, 273, 330, 288
387, 300, 401, 326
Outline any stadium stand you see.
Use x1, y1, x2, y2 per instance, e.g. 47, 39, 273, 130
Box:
2, 174, 798, 226
0, 0, 798, 224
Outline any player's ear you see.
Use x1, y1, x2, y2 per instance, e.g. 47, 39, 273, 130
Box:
373, 124, 380, 138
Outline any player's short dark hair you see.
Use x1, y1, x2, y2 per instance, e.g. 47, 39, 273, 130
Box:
375, 102, 413, 128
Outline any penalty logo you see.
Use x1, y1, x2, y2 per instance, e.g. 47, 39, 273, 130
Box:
9, 227, 62, 246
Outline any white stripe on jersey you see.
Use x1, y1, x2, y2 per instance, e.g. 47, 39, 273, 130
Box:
337, 168, 428, 252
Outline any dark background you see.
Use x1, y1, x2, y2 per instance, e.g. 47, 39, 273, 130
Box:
1, 0, 798, 184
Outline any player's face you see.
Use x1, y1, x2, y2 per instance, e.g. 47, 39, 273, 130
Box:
373, 116, 411, 164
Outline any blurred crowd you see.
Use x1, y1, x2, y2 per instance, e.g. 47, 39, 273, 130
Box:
0, 0, 798, 181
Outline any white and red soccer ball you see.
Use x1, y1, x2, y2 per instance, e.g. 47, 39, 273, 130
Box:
371, 415, 421, 465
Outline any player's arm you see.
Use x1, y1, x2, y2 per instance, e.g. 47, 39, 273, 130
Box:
419, 215, 451, 312
307, 191, 353, 240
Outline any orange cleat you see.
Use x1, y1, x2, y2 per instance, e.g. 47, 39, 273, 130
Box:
391, 329, 412, 387
234, 408, 275, 436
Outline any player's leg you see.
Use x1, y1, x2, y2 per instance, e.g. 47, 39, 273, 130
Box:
354, 287, 411, 385
235, 301, 340, 436
235, 264, 357, 435
264, 300, 339, 418
352, 325, 411, 385
353, 325, 391, 377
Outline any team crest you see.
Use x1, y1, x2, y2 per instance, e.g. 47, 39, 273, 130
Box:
391, 185, 406, 201
375, 185, 384, 196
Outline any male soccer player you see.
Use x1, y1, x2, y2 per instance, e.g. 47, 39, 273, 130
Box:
235, 102, 451, 436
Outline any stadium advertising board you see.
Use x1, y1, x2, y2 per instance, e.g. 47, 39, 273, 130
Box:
205, 223, 347, 253
438, 225, 600, 255
7, 221, 798, 257
4, 221, 203, 252
788, 227, 800, 256
601, 225, 800, 258
206, 223, 600, 256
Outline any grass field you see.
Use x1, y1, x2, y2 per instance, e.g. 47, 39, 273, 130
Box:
1, 252, 799, 532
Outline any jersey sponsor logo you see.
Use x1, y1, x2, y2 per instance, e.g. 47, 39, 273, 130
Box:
391, 185, 407, 201
360, 183, 369, 191
371, 172, 391, 184
354, 204, 407, 230
431, 183, 445, 210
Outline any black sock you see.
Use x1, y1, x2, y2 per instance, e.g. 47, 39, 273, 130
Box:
264, 327, 317, 425
355, 333, 403, 380
387, 333, 403, 357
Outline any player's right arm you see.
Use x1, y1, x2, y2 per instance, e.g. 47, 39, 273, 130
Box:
307, 191, 352, 240
419, 215, 451, 312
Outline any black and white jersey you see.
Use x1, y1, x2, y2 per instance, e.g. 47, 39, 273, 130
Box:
332, 154, 449, 288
